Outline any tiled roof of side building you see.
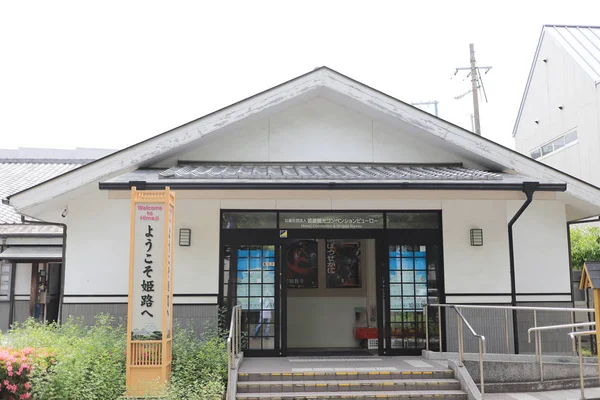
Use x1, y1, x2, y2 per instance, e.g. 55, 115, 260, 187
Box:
0, 161, 84, 224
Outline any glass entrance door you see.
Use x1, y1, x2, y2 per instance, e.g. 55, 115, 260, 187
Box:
222, 244, 280, 355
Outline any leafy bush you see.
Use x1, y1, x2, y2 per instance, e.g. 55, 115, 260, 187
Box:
0, 315, 228, 399
166, 322, 227, 400
571, 226, 600, 270
1, 315, 126, 400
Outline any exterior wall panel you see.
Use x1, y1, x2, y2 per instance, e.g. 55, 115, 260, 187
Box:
12, 300, 30, 325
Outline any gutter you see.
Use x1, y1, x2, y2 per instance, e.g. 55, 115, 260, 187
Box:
20, 216, 67, 324
508, 182, 540, 354
98, 181, 568, 192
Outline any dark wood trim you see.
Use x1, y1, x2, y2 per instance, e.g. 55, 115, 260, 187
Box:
8, 262, 16, 327
29, 263, 37, 318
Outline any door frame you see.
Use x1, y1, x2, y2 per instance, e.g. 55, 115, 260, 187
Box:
381, 226, 446, 355
218, 210, 446, 357
281, 229, 385, 356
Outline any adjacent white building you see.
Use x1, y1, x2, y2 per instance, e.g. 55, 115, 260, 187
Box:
4, 67, 600, 356
513, 25, 600, 186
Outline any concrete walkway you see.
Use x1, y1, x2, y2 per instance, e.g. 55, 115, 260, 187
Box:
239, 355, 450, 373
486, 387, 600, 399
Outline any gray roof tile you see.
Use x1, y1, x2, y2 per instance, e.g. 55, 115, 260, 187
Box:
158, 163, 502, 181
0, 162, 83, 224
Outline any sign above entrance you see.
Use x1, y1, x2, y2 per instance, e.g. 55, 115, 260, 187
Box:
279, 213, 384, 229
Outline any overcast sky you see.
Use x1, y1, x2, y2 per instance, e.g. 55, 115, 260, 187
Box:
1, 0, 599, 151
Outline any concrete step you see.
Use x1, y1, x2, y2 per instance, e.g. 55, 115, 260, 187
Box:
236, 390, 468, 399
238, 370, 455, 382
237, 378, 462, 393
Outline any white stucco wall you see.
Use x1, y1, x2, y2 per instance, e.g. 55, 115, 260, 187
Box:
514, 32, 600, 186
179, 97, 477, 166
63, 190, 570, 306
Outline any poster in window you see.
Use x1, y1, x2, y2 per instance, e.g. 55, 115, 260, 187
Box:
326, 240, 361, 288
286, 240, 318, 288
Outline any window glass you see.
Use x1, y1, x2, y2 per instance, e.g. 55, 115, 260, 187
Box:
552, 136, 565, 150
541, 143, 554, 156
0, 262, 11, 297
565, 129, 578, 144
387, 213, 440, 229
530, 149, 541, 159
222, 212, 277, 229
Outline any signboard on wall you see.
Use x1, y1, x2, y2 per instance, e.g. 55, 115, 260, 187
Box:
280, 213, 384, 229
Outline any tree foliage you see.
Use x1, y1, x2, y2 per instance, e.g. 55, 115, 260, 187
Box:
571, 226, 600, 270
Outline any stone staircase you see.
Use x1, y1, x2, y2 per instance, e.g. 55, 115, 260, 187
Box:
236, 368, 467, 399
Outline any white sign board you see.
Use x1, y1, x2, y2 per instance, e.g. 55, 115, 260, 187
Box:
131, 203, 165, 339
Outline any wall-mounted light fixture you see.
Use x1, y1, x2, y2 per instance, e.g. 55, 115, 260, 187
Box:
470, 229, 483, 246
534, 119, 539, 124
179, 228, 191, 246
558, 105, 564, 110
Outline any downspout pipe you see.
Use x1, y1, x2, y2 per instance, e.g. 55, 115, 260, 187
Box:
508, 181, 539, 354
21, 216, 67, 324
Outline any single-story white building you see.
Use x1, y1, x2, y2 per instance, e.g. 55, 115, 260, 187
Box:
5, 67, 600, 356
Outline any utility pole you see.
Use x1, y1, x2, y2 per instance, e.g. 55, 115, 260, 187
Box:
454, 43, 492, 136
469, 44, 481, 135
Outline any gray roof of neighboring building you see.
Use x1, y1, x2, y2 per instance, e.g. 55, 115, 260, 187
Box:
547, 25, 600, 82
513, 25, 600, 136
0, 161, 84, 224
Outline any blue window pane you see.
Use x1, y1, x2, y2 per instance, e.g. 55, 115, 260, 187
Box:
250, 258, 262, 270
401, 251, 414, 257
402, 284, 414, 296
237, 258, 249, 270
402, 271, 415, 283
415, 284, 427, 296
415, 297, 428, 308
237, 249, 249, 257
263, 284, 275, 297
250, 284, 262, 296
390, 284, 402, 296
263, 258, 275, 270
415, 271, 427, 283
250, 297, 261, 309
389, 258, 401, 270
390, 271, 402, 283
250, 249, 262, 257
389, 250, 400, 257
263, 271, 275, 283
415, 251, 426, 257
415, 258, 427, 270
249, 271, 262, 283
238, 271, 249, 283
238, 298, 249, 310
403, 298, 416, 309
237, 284, 249, 297
401, 258, 414, 270
264, 249, 275, 258
391, 297, 403, 309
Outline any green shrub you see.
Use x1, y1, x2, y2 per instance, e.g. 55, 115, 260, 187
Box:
165, 322, 227, 399
0, 315, 228, 399
3, 315, 126, 400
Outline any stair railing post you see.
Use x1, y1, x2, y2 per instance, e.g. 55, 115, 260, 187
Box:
458, 311, 464, 367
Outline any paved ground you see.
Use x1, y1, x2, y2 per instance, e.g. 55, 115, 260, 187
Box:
486, 387, 600, 399
239, 356, 450, 373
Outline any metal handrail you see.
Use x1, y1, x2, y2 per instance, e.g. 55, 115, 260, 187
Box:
527, 322, 596, 381
424, 304, 596, 399
226, 305, 243, 400
568, 330, 596, 400
454, 307, 487, 398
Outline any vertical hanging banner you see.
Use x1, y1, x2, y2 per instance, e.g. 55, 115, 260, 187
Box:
126, 187, 175, 397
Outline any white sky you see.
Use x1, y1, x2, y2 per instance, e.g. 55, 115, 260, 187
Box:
1, 0, 599, 151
